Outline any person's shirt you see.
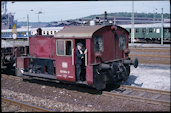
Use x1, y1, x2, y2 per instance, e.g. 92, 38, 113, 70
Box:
78, 49, 84, 59
75, 48, 84, 65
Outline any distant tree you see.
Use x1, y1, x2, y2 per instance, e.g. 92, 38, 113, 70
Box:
82, 12, 170, 19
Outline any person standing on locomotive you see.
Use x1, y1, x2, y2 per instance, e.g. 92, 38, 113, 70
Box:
75, 43, 87, 83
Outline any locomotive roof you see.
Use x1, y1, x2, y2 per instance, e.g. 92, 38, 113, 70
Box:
54, 25, 105, 38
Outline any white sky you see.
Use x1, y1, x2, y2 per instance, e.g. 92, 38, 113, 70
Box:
4, 1, 170, 22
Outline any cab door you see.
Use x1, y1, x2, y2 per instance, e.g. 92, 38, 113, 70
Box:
55, 39, 76, 82
75, 39, 87, 81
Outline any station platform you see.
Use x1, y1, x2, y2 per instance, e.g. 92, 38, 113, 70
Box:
1, 40, 29, 48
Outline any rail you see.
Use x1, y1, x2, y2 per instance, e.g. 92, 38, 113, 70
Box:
130, 48, 170, 52
2, 97, 53, 112
129, 54, 170, 58
103, 85, 170, 107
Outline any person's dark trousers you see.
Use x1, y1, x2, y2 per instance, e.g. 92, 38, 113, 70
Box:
76, 64, 81, 81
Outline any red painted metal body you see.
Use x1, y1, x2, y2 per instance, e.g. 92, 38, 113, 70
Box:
16, 25, 131, 89
55, 42, 76, 82
90, 26, 129, 64
29, 36, 54, 58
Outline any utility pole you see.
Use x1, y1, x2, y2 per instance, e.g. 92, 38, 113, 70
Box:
113, 13, 116, 25
153, 10, 155, 23
161, 8, 164, 45
8, 13, 10, 28
131, 0, 135, 43
27, 14, 29, 39
153, 8, 157, 24
36, 11, 43, 27
27, 9, 34, 40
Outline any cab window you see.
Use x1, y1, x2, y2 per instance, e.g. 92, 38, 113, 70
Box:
56, 40, 72, 56
119, 35, 126, 50
94, 36, 103, 52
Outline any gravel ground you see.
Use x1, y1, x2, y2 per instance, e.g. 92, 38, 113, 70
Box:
122, 64, 170, 91
1, 74, 170, 112
2, 89, 94, 112
2, 101, 30, 112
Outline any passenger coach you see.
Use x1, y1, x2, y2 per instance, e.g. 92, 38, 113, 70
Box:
16, 25, 138, 90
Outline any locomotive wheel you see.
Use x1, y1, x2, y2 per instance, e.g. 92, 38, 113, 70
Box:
116, 63, 128, 82
110, 62, 128, 82
93, 65, 107, 90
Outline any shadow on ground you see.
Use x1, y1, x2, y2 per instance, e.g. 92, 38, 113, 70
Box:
1, 68, 15, 76
22, 77, 102, 95
121, 75, 143, 87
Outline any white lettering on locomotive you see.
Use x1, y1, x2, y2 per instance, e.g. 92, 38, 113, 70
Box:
62, 62, 68, 68
60, 70, 70, 74
63, 74, 67, 78
68, 76, 73, 78
56, 74, 62, 77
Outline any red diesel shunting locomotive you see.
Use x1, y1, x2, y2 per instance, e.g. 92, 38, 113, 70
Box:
16, 25, 138, 90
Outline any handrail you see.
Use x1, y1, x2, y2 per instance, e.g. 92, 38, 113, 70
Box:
72, 48, 74, 65
85, 49, 87, 66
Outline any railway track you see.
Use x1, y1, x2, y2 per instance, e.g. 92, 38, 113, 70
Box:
2, 74, 170, 110
103, 85, 170, 107
130, 48, 170, 52
1, 97, 53, 112
129, 47, 170, 65
130, 54, 170, 58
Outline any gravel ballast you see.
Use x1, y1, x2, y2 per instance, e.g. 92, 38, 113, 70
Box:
1, 74, 170, 112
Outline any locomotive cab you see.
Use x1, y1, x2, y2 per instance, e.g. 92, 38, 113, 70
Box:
16, 25, 138, 90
